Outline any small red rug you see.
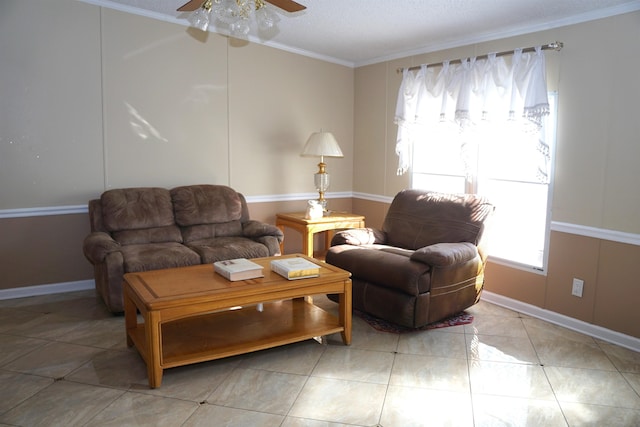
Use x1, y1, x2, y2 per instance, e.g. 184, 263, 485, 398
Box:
355, 310, 473, 333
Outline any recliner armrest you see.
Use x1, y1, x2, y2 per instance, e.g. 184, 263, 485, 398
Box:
242, 220, 284, 244
331, 228, 387, 246
410, 242, 478, 267
83, 232, 121, 264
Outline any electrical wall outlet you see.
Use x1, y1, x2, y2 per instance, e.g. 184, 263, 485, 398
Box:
572, 278, 584, 297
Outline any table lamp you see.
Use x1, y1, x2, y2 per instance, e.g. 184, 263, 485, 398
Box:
301, 131, 343, 212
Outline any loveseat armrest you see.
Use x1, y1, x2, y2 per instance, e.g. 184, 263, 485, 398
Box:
331, 228, 387, 246
242, 220, 284, 244
410, 242, 478, 267
83, 232, 121, 264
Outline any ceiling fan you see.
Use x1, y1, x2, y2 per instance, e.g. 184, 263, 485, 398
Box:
177, 0, 306, 13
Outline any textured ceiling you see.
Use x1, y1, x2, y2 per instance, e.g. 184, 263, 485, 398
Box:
91, 0, 640, 66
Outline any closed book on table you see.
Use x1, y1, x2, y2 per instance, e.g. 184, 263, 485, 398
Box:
270, 257, 320, 280
214, 258, 264, 281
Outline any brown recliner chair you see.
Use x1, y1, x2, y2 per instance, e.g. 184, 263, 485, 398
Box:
325, 189, 494, 328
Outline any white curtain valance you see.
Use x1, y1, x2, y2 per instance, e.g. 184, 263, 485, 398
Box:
394, 46, 550, 175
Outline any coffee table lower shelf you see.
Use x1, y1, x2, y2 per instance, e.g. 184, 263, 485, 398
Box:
128, 299, 344, 377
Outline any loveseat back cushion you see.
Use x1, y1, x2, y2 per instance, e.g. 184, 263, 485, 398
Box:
101, 187, 176, 232
383, 190, 493, 250
171, 185, 243, 227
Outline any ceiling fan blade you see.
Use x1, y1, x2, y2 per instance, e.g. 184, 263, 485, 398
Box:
177, 0, 204, 12
266, 0, 306, 12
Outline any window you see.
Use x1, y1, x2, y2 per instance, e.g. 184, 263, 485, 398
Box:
412, 93, 557, 271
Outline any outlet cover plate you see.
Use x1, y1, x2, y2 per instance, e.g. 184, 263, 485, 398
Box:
572, 278, 584, 297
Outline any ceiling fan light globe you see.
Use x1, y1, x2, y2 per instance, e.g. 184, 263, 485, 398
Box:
256, 6, 280, 30
230, 19, 251, 36
212, 0, 240, 24
188, 8, 211, 31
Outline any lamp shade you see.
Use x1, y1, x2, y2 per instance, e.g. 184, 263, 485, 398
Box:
301, 132, 343, 158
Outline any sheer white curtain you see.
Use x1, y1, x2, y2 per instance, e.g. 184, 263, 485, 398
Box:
394, 47, 551, 179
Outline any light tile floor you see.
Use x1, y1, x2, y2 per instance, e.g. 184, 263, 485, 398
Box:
0, 290, 639, 426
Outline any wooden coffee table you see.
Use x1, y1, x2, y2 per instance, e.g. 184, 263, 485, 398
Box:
123, 254, 352, 388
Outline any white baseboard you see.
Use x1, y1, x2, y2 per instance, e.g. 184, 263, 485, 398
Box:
0, 280, 95, 300
482, 291, 640, 353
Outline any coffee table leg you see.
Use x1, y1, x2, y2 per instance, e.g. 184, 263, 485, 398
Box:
339, 280, 352, 345
123, 287, 136, 347
145, 311, 163, 388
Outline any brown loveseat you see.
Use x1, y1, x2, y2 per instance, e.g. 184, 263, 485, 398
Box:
325, 189, 494, 328
83, 184, 284, 313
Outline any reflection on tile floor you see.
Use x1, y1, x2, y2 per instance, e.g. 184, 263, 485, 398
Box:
0, 290, 639, 426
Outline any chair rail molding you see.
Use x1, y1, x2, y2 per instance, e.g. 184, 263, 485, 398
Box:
550, 221, 640, 246
0, 205, 87, 219
2, 201, 639, 248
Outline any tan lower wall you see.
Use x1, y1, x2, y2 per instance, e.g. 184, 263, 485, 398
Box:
0, 214, 94, 288
483, 263, 548, 308
486, 232, 640, 339
2, 198, 639, 339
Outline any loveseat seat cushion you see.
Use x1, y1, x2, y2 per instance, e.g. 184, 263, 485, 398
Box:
120, 242, 200, 273
325, 244, 431, 296
186, 236, 271, 263
101, 187, 175, 231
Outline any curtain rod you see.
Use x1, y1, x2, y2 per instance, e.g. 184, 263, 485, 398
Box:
396, 41, 563, 74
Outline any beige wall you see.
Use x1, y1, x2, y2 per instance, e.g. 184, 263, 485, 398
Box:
0, 1, 104, 208
101, 9, 230, 189
0, 0, 353, 206
227, 42, 353, 195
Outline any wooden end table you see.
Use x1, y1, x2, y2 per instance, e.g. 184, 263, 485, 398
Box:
123, 254, 352, 388
276, 211, 365, 258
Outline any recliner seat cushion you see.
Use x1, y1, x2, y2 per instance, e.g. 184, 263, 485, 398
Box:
325, 245, 431, 296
